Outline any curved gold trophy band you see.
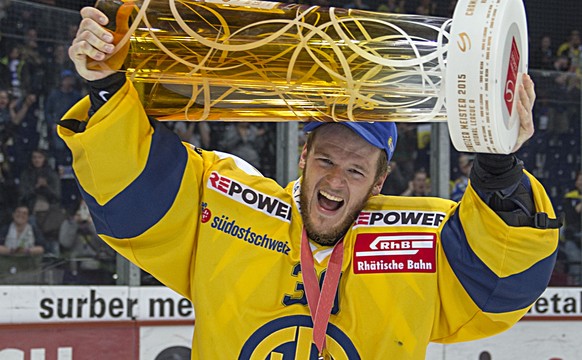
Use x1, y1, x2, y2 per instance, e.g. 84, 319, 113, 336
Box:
93, 0, 528, 154
93, 0, 451, 123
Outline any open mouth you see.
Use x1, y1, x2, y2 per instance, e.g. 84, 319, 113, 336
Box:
318, 190, 344, 212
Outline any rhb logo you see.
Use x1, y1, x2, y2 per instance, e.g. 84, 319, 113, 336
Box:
353, 233, 436, 274
208, 172, 292, 222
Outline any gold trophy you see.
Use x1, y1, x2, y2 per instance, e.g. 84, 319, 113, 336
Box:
93, 0, 528, 154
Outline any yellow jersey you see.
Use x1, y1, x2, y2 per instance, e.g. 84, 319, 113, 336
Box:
58, 80, 559, 359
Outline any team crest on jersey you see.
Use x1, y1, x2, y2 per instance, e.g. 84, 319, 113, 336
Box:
353, 233, 436, 274
208, 172, 292, 222
239, 315, 360, 359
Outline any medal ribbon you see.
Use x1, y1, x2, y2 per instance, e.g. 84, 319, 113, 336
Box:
300, 228, 344, 357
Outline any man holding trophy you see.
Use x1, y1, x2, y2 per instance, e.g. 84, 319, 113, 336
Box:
61, 1, 560, 359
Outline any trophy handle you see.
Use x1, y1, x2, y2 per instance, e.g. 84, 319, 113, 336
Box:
88, 0, 136, 71
446, 0, 528, 154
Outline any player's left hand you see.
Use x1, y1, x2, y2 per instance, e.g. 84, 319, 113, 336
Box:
511, 73, 536, 153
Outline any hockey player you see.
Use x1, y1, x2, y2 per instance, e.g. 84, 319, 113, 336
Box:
61, 6, 561, 359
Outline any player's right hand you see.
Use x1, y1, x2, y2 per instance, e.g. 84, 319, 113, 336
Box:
69, 7, 117, 81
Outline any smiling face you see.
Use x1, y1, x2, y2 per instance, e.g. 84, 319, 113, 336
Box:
12, 206, 30, 227
299, 124, 387, 246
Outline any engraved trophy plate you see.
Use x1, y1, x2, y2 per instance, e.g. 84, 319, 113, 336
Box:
446, 0, 528, 154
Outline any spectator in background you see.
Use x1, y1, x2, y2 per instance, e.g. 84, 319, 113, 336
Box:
59, 199, 115, 285
391, 123, 417, 180
556, 29, 581, 73
18, 149, 64, 253
0, 58, 10, 90
10, 2, 37, 37
172, 121, 211, 149
561, 171, 582, 283
20, 28, 47, 97
3, 91, 40, 178
553, 54, 572, 73
401, 169, 430, 196
0, 88, 35, 129
219, 122, 266, 171
44, 44, 78, 92
530, 35, 555, 70
450, 153, 474, 202
345, 0, 370, 10
415, 123, 431, 173
553, 54, 578, 90
18, 149, 61, 212
45, 70, 82, 166
0, 204, 45, 256
44, 69, 83, 208
3, 91, 36, 129
376, 0, 406, 13
563, 171, 582, 242
0, 0, 8, 43
549, 245, 578, 286
551, 261, 578, 287
0, 203, 46, 284
552, 54, 581, 114
0, 89, 19, 226
0, 45, 28, 99
311, 0, 330, 6
0, 149, 17, 227
380, 160, 408, 195
415, 0, 437, 15
0, 88, 9, 126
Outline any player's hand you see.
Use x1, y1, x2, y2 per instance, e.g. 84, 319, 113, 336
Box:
69, 7, 117, 81
511, 73, 536, 153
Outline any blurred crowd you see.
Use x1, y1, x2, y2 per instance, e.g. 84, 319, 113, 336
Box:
0, 0, 580, 286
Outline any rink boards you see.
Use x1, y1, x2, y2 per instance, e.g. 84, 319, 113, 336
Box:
0, 286, 580, 359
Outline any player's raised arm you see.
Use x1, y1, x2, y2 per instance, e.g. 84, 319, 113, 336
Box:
432, 73, 560, 342
58, 5, 206, 297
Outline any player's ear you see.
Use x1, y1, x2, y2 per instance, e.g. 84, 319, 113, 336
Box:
371, 163, 389, 196
371, 176, 386, 196
299, 145, 307, 170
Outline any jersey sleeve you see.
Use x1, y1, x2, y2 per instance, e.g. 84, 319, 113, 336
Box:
58, 80, 208, 299
432, 171, 559, 343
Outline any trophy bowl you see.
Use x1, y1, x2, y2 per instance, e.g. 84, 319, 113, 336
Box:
92, 0, 528, 154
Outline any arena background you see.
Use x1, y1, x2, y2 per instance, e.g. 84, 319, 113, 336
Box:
0, 0, 581, 359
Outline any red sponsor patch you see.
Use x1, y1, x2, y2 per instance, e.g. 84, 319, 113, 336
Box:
353, 233, 436, 274
201, 208, 211, 223
504, 37, 520, 116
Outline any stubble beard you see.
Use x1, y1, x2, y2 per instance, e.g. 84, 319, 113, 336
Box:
299, 177, 373, 247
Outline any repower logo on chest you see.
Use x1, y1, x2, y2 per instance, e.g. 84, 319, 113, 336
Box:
353, 232, 436, 274
354, 210, 446, 228
208, 172, 292, 222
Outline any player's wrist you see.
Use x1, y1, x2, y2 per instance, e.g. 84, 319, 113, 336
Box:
88, 72, 127, 116
470, 153, 523, 192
